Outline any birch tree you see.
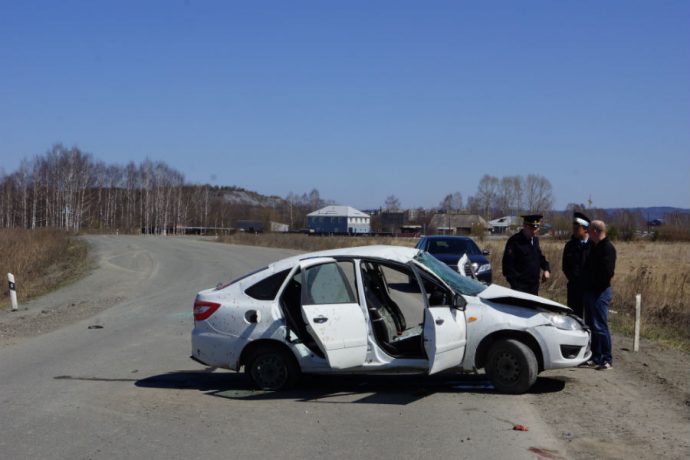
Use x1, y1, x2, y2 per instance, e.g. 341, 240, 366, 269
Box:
474, 174, 499, 218
524, 174, 554, 212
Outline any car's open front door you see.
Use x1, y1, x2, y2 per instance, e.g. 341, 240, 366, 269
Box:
299, 258, 368, 369
421, 280, 467, 374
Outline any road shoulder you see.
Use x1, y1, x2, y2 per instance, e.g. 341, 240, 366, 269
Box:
534, 334, 690, 459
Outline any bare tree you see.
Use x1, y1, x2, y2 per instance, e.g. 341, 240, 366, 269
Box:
495, 178, 511, 216
140, 159, 153, 233
123, 162, 139, 232
384, 195, 401, 211
474, 174, 499, 218
468, 174, 550, 218
30, 145, 93, 231
466, 195, 480, 215
0, 168, 11, 227
499, 175, 525, 216
308, 188, 321, 211
524, 174, 554, 212
496, 176, 524, 216
15, 160, 32, 228
439, 192, 463, 212
286, 192, 298, 228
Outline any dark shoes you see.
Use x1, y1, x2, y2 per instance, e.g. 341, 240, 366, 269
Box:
579, 360, 612, 370
596, 362, 612, 370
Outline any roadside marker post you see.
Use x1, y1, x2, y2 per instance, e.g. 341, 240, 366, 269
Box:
8, 273, 18, 311
634, 294, 641, 352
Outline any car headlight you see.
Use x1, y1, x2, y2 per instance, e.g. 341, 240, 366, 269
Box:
475, 263, 491, 274
545, 313, 582, 331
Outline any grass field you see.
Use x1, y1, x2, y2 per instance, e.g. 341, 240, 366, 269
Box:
483, 238, 690, 351
0, 229, 90, 309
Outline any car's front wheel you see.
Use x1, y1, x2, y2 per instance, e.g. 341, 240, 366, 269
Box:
485, 339, 538, 394
245, 346, 300, 391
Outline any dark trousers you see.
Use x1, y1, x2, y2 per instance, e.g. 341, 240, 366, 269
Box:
567, 282, 586, 318
509, 281, 539, 296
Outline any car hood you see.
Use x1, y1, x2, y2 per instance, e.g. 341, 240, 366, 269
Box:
476, 284, 571, 313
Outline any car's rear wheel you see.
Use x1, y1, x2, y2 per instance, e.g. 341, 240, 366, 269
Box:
245, 346, 300, 391
486, 339, 538, 394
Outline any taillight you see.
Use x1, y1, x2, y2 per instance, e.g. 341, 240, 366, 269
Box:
194, 299, 221, 321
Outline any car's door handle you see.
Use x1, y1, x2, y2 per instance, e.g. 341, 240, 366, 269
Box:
313, 316, 328, 324
435, 318, 444, 325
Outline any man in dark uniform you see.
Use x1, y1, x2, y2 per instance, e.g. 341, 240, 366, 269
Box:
562, 212, 592, 318
502, 214, 551, 295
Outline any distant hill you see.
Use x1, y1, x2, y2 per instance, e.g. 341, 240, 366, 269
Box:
221, 187, 285, 207
604, 207, 690, 220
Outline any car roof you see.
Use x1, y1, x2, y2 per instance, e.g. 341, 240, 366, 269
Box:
269, 245, 420, 272
422, 235, 473, 240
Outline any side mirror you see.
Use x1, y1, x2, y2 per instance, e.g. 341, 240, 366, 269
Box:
482, 249, 491, 256
453, 294, 467, 311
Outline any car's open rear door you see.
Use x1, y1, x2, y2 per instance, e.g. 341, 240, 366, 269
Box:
299, 258, 367, 369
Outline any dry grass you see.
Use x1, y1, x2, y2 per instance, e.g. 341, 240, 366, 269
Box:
0, 229, 90, 309
484, 238, 690, 351
219, 233, 690, 351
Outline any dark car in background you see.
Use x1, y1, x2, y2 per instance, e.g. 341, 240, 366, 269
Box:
415, 235, 492, 284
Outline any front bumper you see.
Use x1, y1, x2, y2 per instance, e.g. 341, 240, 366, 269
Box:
532, 325, 592, 369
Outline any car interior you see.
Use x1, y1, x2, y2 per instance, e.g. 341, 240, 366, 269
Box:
279, 272, 325, 358
278, 258, 454, 362
361, 260, 457, 359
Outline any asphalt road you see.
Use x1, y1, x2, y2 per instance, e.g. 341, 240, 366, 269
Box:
0, 236, 570, 459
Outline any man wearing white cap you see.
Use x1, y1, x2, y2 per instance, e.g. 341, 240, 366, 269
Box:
562, 212, 592, 318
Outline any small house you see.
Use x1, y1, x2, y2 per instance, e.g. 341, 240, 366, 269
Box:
307, 206, 371, 234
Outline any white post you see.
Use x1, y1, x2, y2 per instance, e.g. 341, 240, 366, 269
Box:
8, 273, 18, 312
634, 294, 641, 352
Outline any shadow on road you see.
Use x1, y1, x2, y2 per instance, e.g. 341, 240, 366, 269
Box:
134, 370, 565, 405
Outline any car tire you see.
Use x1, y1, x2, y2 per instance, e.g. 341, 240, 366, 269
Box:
485, 339, 538, 394
245, 346, 300, 391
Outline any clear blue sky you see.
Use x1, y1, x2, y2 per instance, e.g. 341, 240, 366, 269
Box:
1, 0, 688, 211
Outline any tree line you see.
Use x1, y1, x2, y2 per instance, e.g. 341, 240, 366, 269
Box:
3, 144, 685, 239
0, 145, 559, 234
383, 174, 555, 218
0, 144, 324, 233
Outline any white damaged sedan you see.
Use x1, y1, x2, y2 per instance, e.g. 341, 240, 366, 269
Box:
191, 245, 591, 394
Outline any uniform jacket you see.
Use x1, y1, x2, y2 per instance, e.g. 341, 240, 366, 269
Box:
562, 237, 592, 286
502, 230, 550, 293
